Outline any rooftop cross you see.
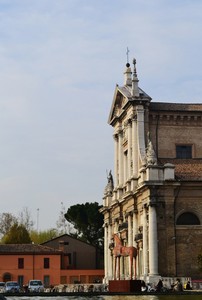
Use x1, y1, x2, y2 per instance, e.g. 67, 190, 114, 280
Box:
126, 47, 130, 65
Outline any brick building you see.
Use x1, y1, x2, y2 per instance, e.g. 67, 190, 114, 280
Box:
0, 236, 104, 287
0, 244, 61, 287
101, 59, 202, 284
42, 234, 103, 270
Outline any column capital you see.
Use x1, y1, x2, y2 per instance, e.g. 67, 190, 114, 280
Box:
128, 118, 132, 125
114, 217, 119, 223
142, 203, 148, 210
125, 211, 133, 218
133, 208, 138, 214
131, 114, 137, 122
113, 133, 118, 140
123, 118, 132, 127
117, 128, 123, 136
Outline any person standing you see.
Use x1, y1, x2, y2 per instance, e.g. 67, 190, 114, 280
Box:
155, 279, 163, 292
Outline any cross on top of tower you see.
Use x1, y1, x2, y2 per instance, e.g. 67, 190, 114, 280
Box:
126, 47, 130, 67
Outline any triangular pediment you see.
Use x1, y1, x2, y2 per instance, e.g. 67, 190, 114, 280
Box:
108, 86, 129, 124
108, 85, 152, 124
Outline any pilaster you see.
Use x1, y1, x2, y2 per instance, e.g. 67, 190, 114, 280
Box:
118, 127, 124, 186
127, 119, 132, 179
132, 114, 138, 178
113, 134, 118, 187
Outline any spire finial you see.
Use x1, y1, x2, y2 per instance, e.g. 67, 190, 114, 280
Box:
126, 47, 130, 67
132, 57, 139, 97
133, 58, 137, 76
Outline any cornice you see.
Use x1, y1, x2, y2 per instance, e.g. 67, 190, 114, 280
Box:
150, 112, 202, 126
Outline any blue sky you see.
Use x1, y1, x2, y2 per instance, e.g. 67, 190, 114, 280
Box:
0, 0, 202, 230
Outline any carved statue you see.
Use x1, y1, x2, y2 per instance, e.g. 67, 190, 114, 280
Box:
146, 132, 157, 165
104, 170, 114, 196
107, 170, 113, 186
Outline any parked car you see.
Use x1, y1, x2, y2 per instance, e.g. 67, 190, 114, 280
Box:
0, 282, 5, 293
28, 280, 44, 292
4, 281, 20, 293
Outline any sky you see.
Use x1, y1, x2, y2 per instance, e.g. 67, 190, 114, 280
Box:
1, 0, 202, 231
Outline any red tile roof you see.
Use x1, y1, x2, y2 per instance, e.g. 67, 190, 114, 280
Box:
0, 244, 62, 254
159, 159, 202, 180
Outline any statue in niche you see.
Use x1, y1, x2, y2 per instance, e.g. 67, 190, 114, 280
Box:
146, 132, 157, 165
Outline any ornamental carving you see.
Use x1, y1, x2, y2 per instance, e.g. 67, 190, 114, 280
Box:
104, 170, 114, 196
146, 132, 157, 165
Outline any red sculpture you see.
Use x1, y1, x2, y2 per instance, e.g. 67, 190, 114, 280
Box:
112, 233, 137, 280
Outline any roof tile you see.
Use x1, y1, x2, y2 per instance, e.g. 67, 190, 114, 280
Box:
159, 159, 202, 180
0, 244, 61, 254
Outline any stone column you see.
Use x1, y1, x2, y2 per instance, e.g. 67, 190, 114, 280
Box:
114, 219, 119, 233
123, 150, 127, 184
132, 210, 138, 276
136, 106, 146, 165
108, 225, 113, 280
128, 213, 133, 279
132, 211, 138, 247
104, 224, 108, 282
118, 128, 123, 185
132, 115, 138, 177
113, 134, 118, 187
148, 203, 158, 275
128, 213, 133, 246
127, 119, 132, 179
143, 205, 148, 277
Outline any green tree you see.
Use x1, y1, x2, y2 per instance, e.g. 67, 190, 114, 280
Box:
0, 208, 34, 240
3, 223, 32, 244
30, 229, 58, 244
64, 202, 104, 249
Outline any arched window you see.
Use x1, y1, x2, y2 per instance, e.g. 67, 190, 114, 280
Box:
176, 212, 200, 225
3, 272, 11, 282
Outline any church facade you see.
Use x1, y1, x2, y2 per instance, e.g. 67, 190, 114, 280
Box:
101, 59, 202, 284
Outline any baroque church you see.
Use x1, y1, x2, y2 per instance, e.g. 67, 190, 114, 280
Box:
100, 59, 202, 284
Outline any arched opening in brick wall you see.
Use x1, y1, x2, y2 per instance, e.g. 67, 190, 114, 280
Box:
176, 212, 200, 225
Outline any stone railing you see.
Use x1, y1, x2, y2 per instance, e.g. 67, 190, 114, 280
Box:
47, 283, 108, 293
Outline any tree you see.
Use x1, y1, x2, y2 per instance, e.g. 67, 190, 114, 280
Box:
18, 207, 34, 232
56, 202, 73, 235
64, 202, 104, 249
0, 208, 34, 241
30, 229, 58, 244
3, 223, 32, 244
0, 213, 17, 237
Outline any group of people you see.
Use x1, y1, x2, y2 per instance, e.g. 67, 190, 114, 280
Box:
171, 279, 183, 292
141, 278, 192, 292
171, 279, 192, 291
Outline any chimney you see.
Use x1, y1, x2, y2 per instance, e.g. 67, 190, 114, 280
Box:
59, 240, 69, 252
59, 241, 65, 252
